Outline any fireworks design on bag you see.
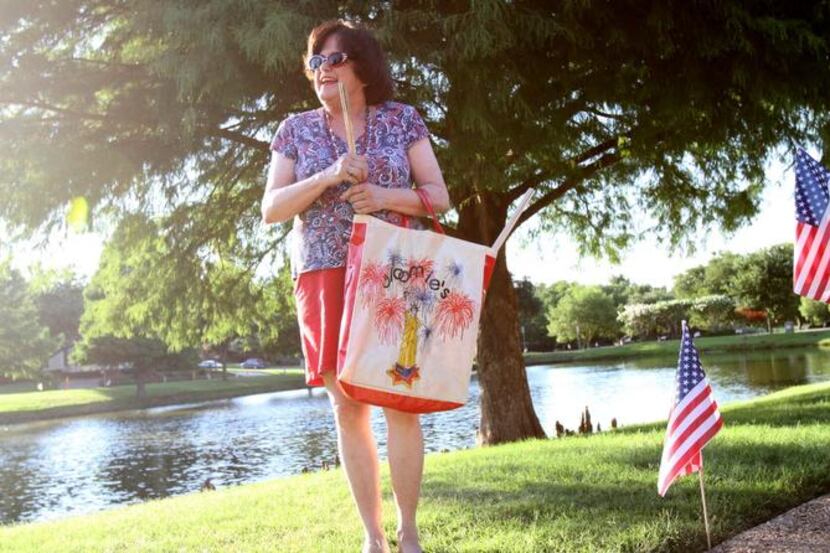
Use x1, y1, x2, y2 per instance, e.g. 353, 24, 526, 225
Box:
360, 262, 387, 307
434, 291, 475, 339
358, 252, 477, 388
374, 296, 407, 344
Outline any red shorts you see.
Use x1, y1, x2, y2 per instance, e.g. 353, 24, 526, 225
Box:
293, 267, 347, 388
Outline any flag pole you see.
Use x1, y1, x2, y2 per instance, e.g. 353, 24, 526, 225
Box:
337, 81, 356, 154
698, 451, 712, 550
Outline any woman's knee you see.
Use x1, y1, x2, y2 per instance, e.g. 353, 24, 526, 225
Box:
332, 398, 370, 429
323, 372, 370, 429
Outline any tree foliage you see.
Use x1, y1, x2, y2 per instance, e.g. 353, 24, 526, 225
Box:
77, 214, 297, 364
514, 279, 556, 351
731, 244, 800, 333
673, 252, 743, 298
799, 297, 830, 327
27, 265, 85, 346
0, 258, 60, 378
73, 334, 199, 398
547, 285, 619, 347
3, 1, 830, 442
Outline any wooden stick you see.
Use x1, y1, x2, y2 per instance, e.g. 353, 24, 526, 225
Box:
491, 189, 534, 253
337, 81, 356, 154
699, 454, 712, 550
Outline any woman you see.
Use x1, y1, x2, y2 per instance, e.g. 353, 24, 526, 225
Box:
260, 19, 450, 553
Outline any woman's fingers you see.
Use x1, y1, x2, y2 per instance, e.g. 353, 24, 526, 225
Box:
340, 184, 366, 201
344, 154, 369, 181
352, 200, 370, 213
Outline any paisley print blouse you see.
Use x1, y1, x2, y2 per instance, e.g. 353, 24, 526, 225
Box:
270, 100, 430, 278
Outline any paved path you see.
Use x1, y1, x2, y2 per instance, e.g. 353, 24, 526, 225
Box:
711, 493, 830, 552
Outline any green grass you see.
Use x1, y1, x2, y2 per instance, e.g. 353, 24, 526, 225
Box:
0, 370, 306, 424
2, 382, 828, 552
525, 328, 830, 365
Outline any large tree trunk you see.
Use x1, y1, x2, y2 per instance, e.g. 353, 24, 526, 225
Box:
457, 192, 546, 445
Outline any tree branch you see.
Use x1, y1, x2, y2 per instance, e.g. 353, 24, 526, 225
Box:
514, 151, 621, 229
584, 107, 625, 120
0, 99, 108, 121
504, 137, 620, 203
213, 128, 269, 152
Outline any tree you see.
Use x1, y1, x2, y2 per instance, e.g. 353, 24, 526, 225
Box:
673, 266, 708, 299
0, 258, 59, 378
514, 279, 555, 351
704, 253, 744, 296
674, 252, 743, 298
689, 295, 737, 333
732, 244, 800, 333
603, 275, 672, 308
619, 299, 693, 339
799, 297, 830, 328
547, 285, 619, 348
78, 214, 296, 381
28, 265, 85, 346
72, 334, 198, 398
3, 2, 830, 443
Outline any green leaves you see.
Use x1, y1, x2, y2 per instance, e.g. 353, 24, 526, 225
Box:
77, 212, 298, 359
0, 259, 60, 378
547, 285, 619, 347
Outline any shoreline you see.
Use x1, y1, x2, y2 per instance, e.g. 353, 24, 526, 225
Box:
0, 371, 307, 426
3, 331, 829, 426
525, 328, 830, 366
2, 381, 828, 551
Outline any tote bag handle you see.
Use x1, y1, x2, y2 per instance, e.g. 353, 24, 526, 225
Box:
400, 187, 445, 235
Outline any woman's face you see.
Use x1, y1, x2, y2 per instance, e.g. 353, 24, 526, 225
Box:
314, 34, 366, 107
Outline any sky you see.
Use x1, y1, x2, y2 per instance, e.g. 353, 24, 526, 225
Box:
507, 169, 792, 289
6, 151, 797, 290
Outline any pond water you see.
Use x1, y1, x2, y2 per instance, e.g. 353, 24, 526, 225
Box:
2, 346, 829, 525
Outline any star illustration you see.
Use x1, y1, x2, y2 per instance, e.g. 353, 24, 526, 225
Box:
387, 363, 421, 389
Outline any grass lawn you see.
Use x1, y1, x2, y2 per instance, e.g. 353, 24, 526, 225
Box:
1, 382, 828, 552
525, 328, 830, 365
0, 369, 306, 424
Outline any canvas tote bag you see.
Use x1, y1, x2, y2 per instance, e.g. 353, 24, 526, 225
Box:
336, 187, 533, 413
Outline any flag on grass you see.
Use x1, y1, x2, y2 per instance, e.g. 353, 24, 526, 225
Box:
657, 322, 723, 496
794, 148, 830, 302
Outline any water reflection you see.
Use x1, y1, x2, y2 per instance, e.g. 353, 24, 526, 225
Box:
1, 346, 828, 525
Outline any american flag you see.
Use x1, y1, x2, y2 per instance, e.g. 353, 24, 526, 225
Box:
657, 322, 723, 497
794, 148, 830, 302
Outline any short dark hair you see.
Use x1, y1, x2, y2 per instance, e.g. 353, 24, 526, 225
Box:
304, 20, 395, 106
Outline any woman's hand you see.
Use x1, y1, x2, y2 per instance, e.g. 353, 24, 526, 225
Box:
322, 153, 368, 187
340, 183, 388, 214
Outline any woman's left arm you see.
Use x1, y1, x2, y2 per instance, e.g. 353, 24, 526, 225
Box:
340, 137, 451, 216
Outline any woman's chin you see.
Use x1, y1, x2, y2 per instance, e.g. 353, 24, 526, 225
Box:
316, 89, 339, 104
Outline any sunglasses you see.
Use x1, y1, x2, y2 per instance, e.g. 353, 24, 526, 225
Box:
307, 52, 350, 71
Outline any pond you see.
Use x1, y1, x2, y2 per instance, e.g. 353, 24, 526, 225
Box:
1, 346, 829, 525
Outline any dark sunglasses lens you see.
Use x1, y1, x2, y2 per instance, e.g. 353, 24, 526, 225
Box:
329, 52, 346, 65
308, 55, 323, 70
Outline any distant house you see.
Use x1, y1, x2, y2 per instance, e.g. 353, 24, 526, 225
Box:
43, 345, 128, 375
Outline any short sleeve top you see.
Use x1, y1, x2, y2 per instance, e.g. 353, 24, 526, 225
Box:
270, 100, 431, 278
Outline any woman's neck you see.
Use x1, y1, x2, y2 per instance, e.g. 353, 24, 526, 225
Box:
322, 96, 368, 122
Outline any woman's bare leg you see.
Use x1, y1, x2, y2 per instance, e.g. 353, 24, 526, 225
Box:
322, 372, 389, 553
383, 407, 424, 553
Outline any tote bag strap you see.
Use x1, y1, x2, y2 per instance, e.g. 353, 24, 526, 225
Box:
400, 187, 445, 235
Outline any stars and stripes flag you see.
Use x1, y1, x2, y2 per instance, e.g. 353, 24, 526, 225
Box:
657, 322, 723, 497
794, 148, 830, 302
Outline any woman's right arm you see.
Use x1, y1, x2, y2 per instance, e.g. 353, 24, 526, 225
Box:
260, 151, 368, 225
